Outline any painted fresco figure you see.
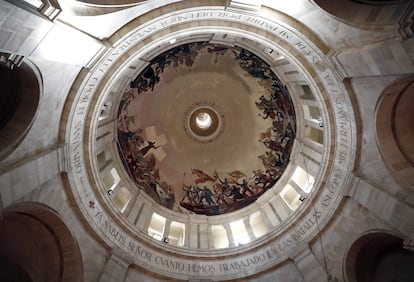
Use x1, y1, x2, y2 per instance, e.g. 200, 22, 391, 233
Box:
142, 66, 160, 91
227, 185, 244, 201
139, 141, 159, 157
153, 55, 171, 74
215, 190, 229, 205
266, 167, 282, 182
220, 178, 230, 193
273, 152, 285, 168
256, 95, 281, 120
182, 184, 196, 205
253, 169, 273, 189
130, 76, 147, 92
249, 66, 271, 80
259, 127, 275, 142
191, 185, 201, 204
238, 179, 254, 197
261, 139, 284, 152
256, 95, 279, 111
258, 151, 278, 168
208, 44, 229, 63
166, 188, 175, 209
199, 186, 216, 206
259, 107, 276, 120
130, 66, 160, 92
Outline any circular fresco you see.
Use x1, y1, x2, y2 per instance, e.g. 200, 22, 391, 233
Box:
117, 42, 296, 215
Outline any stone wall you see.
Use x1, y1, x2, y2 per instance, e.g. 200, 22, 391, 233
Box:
0, 0, 413, 281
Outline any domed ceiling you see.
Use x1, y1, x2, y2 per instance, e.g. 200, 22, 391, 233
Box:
117, 42, 296, 215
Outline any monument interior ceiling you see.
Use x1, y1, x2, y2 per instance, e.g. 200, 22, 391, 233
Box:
0, 0, 414, 281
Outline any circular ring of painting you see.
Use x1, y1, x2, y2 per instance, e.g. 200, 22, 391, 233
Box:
116, 41, 296, 216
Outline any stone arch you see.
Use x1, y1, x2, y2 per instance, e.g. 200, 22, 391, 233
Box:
0, 57, 41, 159
344, 230, 414, 282
0, 202, 83, 282
312, 0, 411, 28
375, 76, 414, 188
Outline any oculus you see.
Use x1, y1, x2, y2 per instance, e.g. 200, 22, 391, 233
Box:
185, 104, 223, 142
196, 112, 211, 129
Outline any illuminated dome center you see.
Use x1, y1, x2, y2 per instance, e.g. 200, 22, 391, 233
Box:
196, 112, 212, 129
187, 106, 221, 139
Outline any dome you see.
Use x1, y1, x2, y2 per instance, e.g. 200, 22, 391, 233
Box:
116, 42, 296, 216
74, 5, 340, 279
1, 0, 413, 281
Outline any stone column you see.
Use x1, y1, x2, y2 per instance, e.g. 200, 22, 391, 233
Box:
135, 203, 153, 233
224, 223, 235, 247
261, 202, 281, 227
243, 217, 256, 241
188, 222, 198, 249
163, 219, 172, 243
95, 131, 114, 154
207, 225, 215, 248
351, 177, 414, 240
0, 146, 63, 207
269, 196, 291, 220
99, 252, 131, 282
296, 154, 320, 178
198, 224, 209, 249
290, 245, 327, 282
125, 197, 143, 224
184, 221, 191, 247
331, 40, 414, 78
289, 180, 307, 199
